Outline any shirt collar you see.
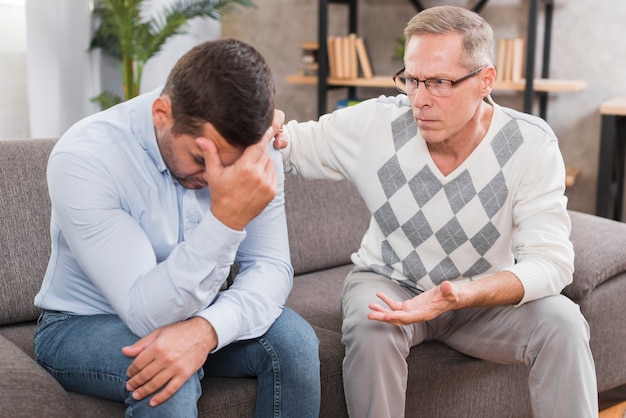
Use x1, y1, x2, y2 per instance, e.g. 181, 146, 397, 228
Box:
131, 87, 169, 174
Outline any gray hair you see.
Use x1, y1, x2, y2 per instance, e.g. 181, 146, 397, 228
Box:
403, 5, 494, 69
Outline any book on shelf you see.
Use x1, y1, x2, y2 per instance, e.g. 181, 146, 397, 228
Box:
328, 34, 373, 80
355, 36, 373, 79
348, 34, 358, 79
336, 36, 347, 79
296, 35, 374, 80
325, 38, 335, 78
495, 37, 525, 82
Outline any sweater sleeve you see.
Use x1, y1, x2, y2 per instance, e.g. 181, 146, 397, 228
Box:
282, 98, 381, 180
505, 134, 574, 305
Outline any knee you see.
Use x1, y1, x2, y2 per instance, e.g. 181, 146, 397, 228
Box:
266, 308, 319, 363
342, 310, 409, 358
535, 297, 590, 345
127, 370, 201, 416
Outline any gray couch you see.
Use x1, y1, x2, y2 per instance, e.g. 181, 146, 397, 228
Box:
1, 138, 626, 417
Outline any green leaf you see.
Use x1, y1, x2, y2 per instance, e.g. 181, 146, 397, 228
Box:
90, 91, 124, 110
89, 0, 254, 103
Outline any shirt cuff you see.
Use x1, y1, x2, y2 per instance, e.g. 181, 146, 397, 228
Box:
505, 261, 547, 305
196, 299, 241, 351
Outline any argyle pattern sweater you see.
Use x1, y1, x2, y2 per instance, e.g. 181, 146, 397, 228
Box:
283, 95, 574, 305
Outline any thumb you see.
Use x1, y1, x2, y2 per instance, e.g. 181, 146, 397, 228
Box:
439, 281, 454, 297
273, 133, 286, 150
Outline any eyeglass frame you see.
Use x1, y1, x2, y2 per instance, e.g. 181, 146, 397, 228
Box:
392, 66, 486, 97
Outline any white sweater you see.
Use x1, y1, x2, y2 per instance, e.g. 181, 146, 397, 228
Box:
283, 95, 574, 305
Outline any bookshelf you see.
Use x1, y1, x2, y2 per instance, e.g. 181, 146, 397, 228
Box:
287, 0, 586, 120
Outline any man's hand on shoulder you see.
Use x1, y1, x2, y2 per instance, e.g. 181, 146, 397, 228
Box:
272, 109, 288, 150
122, 317, 217, 407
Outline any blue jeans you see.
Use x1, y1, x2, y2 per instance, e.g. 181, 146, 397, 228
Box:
34, 307, 320, 418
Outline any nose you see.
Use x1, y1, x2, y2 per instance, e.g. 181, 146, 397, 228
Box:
410, 84, 430, 108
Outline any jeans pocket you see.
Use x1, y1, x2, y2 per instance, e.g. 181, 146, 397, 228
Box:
33, 311, 74, 360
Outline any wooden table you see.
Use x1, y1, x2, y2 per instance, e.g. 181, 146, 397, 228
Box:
596, 96, 626, 220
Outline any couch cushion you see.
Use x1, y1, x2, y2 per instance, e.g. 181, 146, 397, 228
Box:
284, 175, 370, 275
0, 139, 56, 325
0, 322, 38, 358
565, 210, 626, 300
287, 264, 352, 332
0, 334, 79, 417
575, 271, 626, 392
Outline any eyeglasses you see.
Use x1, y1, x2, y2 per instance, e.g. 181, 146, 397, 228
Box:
392, 66, 485, 97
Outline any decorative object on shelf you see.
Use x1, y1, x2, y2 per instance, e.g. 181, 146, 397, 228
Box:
300, 41, 319, 76
336, 98, 362, 109
89, 0, 253, 110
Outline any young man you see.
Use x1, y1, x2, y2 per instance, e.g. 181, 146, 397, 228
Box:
34, 39, 320, 417
276, 6, 597, 417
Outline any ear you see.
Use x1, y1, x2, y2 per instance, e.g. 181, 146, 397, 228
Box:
481, 65, 496, 97
152, 96, 172, 129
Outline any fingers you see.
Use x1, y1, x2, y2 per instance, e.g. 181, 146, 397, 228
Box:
271, 109, 287, 150
196, 137, 222, 182
126, 357, 190, 407
123, 332, 158, 376
231, 126, 274, 171
123, 336, 199, 407
368, 292, 417, 326
126, 357, 159, 398
235, 126, 277, 192
368, 307, 409, 326
122, 319, 216, 407
368, 294, 406, 325
375, 292, 403, 310
272, 109, 285, 131
148, 374, 189, 407
273, 129, 288, 150
368, 302, 389, 313
208, 126, 278, 230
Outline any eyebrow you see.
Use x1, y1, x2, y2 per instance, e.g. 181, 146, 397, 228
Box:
404, 71, 455, 80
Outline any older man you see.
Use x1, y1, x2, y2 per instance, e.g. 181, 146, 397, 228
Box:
276, 6, 596, 417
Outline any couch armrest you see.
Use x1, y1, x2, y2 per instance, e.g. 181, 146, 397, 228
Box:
0, 335, 78, 417
564, 210, 626, 301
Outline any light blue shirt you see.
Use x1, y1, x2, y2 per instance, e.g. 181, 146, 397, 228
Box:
34, 88, 293, 351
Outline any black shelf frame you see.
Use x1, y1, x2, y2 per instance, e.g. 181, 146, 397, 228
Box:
315, 0, 556, 120
317, 0, 358, 117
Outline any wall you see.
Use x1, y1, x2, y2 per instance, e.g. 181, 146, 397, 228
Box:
138, 0, 220, 93
222, 0, 626, 215
26, 0, 99, 139
0, 0, 28, 139
24, 0, 220, 139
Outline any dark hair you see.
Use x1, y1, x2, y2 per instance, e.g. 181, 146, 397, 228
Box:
162, 38, 275, 148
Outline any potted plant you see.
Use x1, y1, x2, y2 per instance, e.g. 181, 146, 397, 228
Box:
90, 0, 253, 109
